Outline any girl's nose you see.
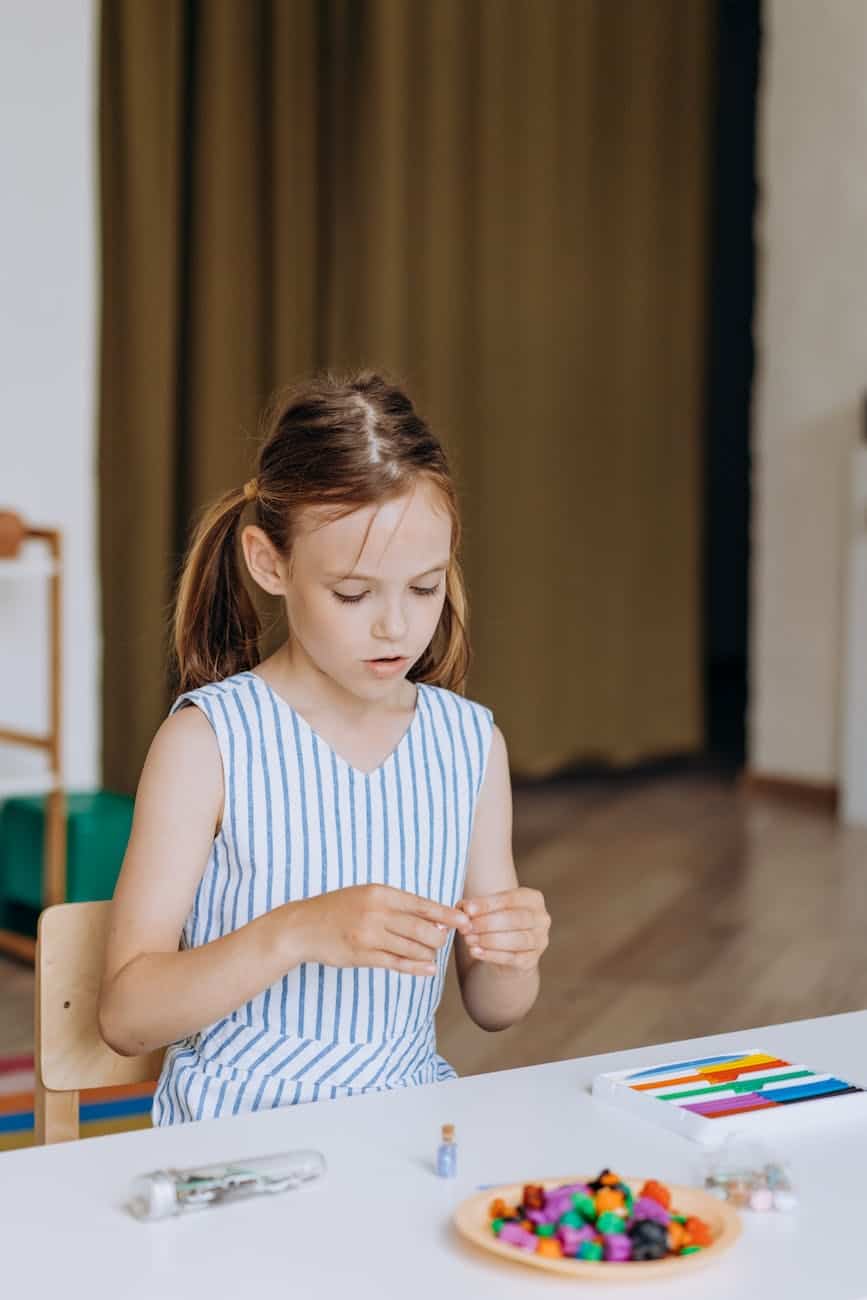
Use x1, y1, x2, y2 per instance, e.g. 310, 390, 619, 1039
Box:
373, 602, 408, 641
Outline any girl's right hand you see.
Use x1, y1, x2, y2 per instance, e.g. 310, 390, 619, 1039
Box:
294, 885, 472, 976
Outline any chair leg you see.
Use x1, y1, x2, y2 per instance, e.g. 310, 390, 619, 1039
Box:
34, 919, 78, 1142
34, 1084, 79, 1144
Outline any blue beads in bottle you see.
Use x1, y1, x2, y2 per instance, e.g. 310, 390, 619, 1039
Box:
436, 1123, 457, 1177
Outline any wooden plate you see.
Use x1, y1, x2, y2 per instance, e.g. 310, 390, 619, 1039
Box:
453, 1177, 741, 1281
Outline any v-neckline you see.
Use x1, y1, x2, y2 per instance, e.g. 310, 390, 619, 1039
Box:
245, 671, 423, 780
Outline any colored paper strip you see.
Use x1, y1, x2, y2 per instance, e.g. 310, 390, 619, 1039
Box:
765, 1078, 858, 1104
657, 1069, 811, 1102
626, 1054, 745, 1082
683, 1093, 777, 1116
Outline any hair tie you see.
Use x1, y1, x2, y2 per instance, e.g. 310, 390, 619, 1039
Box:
242, 478, 258, 503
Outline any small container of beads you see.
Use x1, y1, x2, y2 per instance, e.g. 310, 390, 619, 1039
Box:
128, 1149, 326, 1221
701, 1136, 798, 1213
437, 1123, 457, 1177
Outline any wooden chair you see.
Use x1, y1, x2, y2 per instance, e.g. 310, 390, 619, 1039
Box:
34, 901, 164, 1143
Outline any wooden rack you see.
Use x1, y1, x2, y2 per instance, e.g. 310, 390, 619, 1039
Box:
0, 520, 65, 962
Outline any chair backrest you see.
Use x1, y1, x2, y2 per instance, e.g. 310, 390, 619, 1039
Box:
35, 901, 164, 1143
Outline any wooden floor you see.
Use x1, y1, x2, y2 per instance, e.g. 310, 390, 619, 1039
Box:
3, 771, 866, 1071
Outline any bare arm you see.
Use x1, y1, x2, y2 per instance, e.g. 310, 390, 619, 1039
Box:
455, 726, 550, 1032
98, 707, 300, 1055
99, 707, 469, 1057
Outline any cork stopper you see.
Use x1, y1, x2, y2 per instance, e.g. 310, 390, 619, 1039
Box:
441, 1123, 455, 1143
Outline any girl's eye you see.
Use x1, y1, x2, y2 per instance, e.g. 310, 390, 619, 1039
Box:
332, 583, 441, 605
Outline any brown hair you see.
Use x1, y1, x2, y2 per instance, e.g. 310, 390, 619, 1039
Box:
173, 371, 470, 695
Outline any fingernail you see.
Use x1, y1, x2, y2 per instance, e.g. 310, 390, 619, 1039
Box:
465, 903, 478, 916
471, 946, 483, 958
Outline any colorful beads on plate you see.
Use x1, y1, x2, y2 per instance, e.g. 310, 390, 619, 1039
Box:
487, 1171, 714, 1264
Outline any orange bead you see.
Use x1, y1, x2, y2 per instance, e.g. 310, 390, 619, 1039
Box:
600, 1171, 621, 1187
667, 1222, 687, 1252
536, 1238, 564, 1258
489, 1198, 510, 1221
522, 1184, 545, 1210
684, 1216, 713, 1247
640, 1179, 672, 1209
595, 1187, 625, 1214
519, 1220, 535, 1232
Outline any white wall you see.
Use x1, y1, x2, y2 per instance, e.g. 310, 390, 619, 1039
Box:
751, 0, 867, 785
0, 0, 99, 791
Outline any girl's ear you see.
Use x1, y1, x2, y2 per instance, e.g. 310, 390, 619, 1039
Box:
240, 525, 289, 596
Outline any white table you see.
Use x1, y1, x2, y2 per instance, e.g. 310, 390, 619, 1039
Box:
4, 1011, 867, 1299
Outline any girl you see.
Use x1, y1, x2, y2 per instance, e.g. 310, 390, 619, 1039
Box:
98, 371, 550, 1123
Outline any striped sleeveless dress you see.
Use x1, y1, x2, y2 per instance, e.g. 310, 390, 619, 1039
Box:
153, 669, 494, 1124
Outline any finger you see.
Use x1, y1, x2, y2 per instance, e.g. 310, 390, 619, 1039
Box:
396, 892, 471, 932
466, 930, 537, 955
466, 908, 539, 936
382, 929, 441, 964
460, 888, 527, 918
389, 916, 449, 951
376, 951, 438, 977
466, 946, 538, 969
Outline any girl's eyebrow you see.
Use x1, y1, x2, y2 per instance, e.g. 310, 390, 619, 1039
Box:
330, 561, 449, 582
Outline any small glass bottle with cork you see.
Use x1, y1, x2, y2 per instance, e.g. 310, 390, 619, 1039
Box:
437, 1123, 457, 1177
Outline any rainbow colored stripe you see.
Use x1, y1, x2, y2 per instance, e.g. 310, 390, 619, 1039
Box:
0, 1054, 155, 1152
622, 1051, 862, 1119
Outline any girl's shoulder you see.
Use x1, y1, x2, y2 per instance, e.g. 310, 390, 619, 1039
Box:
417, 682, 495, 733
167, 670, 257, 721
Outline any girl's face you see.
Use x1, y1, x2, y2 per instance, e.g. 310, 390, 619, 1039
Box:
247, 477, 452, 700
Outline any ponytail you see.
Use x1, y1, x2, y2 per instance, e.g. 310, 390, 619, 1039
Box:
173, 486, 260, 693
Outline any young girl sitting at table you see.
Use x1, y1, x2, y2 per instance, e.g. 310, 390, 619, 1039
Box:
98, 371, 550, 1123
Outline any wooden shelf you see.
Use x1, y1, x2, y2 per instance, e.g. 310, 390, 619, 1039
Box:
0, 743, 59, 798
0, 519, 65, 964
0, 557, 58, 580
0, 929, 36, 962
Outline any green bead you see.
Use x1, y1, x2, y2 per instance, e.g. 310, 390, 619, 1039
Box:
577, 1241, 604, 1261
680, 1245, 703, 1255
596, 1211, 626, 1235
490, 1218, 505, 1235
558, 1210, 583, 1230
536, 1223, 556, 1237
672, 1214, 688, 1225
572, 1193, 597, 1220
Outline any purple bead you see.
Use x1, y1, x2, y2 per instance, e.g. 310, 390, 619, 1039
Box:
556, 1183, 593, 1196
499, 1223, 538, 1251
542, 1191, 574, 1219
603, 1233, 632, 1262
557, 1224, 596, 1256
629, 1197, 670, 1226
525, 1201, 566, 1222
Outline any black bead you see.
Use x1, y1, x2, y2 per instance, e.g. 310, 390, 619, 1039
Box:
631, 1240, 668, 1261
629, 1219, 668, 1243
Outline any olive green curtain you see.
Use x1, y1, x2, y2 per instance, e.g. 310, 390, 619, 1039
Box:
100, 0, 714, 794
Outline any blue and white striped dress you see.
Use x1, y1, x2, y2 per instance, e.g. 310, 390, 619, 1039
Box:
153, 670, 494, 1124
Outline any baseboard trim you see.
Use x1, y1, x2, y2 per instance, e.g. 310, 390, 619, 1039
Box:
741, 770, 838, 816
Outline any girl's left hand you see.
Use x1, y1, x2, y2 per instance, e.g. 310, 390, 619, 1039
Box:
458, 887, 550, 972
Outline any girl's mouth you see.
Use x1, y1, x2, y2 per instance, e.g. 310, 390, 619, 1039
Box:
364, 655, 410, 676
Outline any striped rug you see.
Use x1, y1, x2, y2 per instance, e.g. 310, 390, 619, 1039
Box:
0, 1053, 155, 1152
